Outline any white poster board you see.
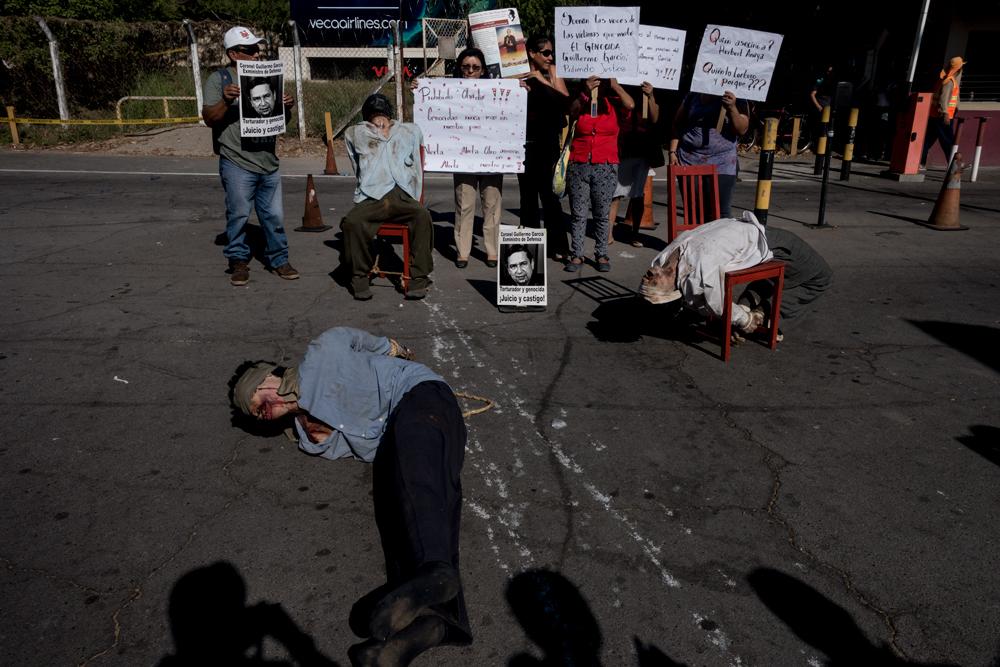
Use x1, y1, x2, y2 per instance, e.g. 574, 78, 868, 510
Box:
498, 225, 547, 307
237, 60, 285, 138
689, 25, 783, 102
617, 24, 686, 90
555, 6, 640, 79
413, 78, 527, 173
469, 8, 530, 78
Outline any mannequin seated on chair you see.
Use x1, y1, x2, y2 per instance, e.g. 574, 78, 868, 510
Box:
639, 212, 832, 338
341, 94, 433, 302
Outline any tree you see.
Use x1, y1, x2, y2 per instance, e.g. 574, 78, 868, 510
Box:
500, 0, 589, 40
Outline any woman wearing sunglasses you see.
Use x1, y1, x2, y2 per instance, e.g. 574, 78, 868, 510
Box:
449, 47, 504, 269
517, 35, 570, 261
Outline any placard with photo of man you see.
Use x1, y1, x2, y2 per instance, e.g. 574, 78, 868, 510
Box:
497, 225, 546, 307
237, 60, 286, 137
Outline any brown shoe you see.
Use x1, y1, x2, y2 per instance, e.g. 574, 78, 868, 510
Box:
272, 262, 300, 280
229, 260, 250, 286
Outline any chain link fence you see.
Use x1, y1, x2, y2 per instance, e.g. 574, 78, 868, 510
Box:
421, 18, 468, 77
0, 16, 404, 145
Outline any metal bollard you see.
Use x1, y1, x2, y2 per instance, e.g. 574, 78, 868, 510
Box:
789, 116, 802, 157
971, 116, 988, 182
813, 105, 830, 174
817, 105, 838, 227
754, 117, 778, 225
949, 116, 965, 164
839, 107, 860, 180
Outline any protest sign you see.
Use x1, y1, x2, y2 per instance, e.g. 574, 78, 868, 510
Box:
237, 60, 285, 138
413, 78, 527, 173
469, 8, 529, 78
617, 24, 685, 90
498, 225, 547, 308
555, 6, 640, 79
689, 25, 783, 102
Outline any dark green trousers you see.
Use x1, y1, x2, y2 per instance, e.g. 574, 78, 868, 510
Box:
341, 186, 434, 293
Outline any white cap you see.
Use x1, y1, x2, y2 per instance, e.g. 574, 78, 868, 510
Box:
224, 26, 264, 50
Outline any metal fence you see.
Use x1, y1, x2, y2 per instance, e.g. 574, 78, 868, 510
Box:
0, 16, 407, 144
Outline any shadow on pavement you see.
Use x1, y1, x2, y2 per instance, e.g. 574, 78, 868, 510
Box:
747, 567, 958, 667
466, 278, 497, 306
505, 568, 602, 667
159, 561, 339, 666
907, 320, 1000, 373
504, 568, 689, 666
956, 425, 1000, 468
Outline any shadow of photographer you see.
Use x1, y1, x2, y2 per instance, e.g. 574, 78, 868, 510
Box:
159, 560, 338, 666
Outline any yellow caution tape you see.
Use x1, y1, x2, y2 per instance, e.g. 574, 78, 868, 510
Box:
144, 47, 189, 57
11, 117, 201, 126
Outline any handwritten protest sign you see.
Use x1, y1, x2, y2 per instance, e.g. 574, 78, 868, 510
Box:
617, 24, 685, 90
498, 225, 547, 308
469, 8, 530, 78
689, 25, 783, 102
237, 60, 285, 138
555, 6, 640, 79
413, 78, 527, 173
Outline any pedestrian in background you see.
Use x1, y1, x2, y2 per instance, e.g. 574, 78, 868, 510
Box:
921, 56, 965, 168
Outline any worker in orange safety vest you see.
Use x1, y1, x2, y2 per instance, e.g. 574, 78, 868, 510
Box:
921, 56, 966, 168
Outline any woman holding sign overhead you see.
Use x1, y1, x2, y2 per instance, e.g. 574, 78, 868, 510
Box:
668, 91, 749, 218
518, 35, 570, 262
450, 47, 503, 269
565, 76, 634, 273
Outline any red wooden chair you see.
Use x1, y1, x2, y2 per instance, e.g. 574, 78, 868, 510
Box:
368, 147, 426, 294
666, 164, 720, 242
720, 259, 786, 362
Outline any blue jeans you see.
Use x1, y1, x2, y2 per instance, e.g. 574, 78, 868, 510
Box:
219, 157, 289, 268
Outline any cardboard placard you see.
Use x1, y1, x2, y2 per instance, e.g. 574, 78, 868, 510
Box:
555, 6, 640, 79
413, 78, 527, 173
689, 25, 783, 102
237, 60, 285, 137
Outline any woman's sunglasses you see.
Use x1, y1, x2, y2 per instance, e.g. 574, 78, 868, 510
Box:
537, 49, 554, 57
233, 45, 260, 55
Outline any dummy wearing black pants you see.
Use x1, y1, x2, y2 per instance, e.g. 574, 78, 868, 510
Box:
230, 328, 472, 666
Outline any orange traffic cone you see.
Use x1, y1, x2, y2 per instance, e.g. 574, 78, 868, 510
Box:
295, 174, 331, 232
919, 154, 969, 231
323, 139, 339, 175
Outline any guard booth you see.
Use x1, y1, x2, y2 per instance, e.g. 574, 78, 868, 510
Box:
884, 92, 932, 181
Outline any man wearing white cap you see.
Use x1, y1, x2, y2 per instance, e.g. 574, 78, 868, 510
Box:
202, 26, 299, 287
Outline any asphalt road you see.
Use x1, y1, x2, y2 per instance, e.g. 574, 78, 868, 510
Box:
1, 151, 998, 666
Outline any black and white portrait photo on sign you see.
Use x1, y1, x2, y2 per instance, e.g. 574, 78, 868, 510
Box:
497, 225, 546, 307
237, 60, 285, 137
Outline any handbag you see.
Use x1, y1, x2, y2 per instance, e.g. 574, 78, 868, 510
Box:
551, 120, 576, 199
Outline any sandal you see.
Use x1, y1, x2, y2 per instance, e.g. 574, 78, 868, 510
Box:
564, 257, 583, 272
596, 256, 611, 273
